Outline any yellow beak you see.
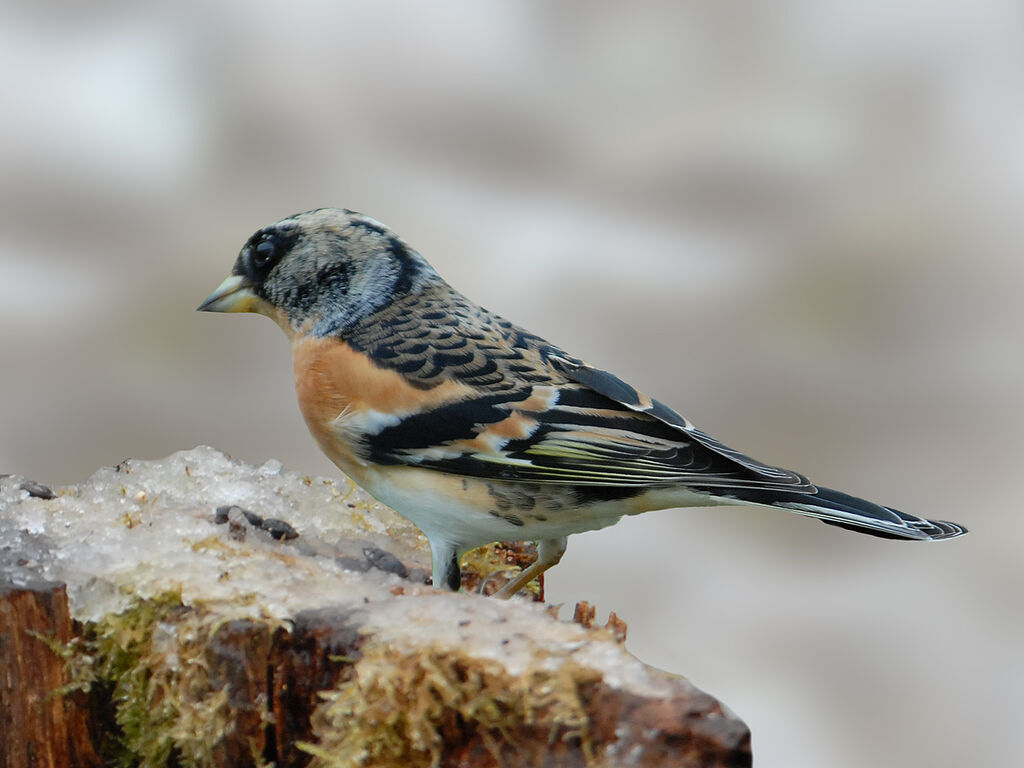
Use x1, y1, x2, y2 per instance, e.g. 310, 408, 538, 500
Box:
197, 274, 258, 313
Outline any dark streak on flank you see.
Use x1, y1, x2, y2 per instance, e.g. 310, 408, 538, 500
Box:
572, 485, 645, 504
486, 483, 538, 512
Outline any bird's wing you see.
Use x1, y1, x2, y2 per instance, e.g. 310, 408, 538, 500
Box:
360, 372, 813, 493
547, 355, 811, 488
346, 288, 812, 491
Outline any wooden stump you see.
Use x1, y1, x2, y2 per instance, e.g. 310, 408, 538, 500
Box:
0, 574, 100, 768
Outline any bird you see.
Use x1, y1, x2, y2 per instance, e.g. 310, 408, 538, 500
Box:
199, 208, 967, 598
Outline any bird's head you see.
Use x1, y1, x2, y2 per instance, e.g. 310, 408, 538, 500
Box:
198, 208, 436, 337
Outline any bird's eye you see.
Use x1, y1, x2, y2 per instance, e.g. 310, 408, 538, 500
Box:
253, 239, 276, 269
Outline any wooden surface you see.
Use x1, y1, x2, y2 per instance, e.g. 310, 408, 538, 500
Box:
0, 575, 750, 768
0, 576, 99, 768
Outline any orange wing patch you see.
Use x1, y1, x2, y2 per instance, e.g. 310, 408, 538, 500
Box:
451, 411, 539, 454
513, 385, 560, 412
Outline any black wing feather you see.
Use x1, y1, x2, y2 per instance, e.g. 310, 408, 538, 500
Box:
549, 355, 811, 488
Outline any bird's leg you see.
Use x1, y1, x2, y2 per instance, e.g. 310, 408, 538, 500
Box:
492, 537, 567, 599
430, 539, 462, 591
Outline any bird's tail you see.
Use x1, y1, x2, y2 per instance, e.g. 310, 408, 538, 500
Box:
726, 484, 967, 541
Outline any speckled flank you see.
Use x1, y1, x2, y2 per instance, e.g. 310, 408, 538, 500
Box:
485, 482, 565, 527
487, 482, 539, 512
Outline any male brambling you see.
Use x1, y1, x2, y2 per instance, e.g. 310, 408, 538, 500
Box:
199, 208, 967, 598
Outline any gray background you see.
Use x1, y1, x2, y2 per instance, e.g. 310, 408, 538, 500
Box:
2, 2, 1019, 766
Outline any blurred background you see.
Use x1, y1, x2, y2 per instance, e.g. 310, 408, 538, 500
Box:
2, 1, 1020, 765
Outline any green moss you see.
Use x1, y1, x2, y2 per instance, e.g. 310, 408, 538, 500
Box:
46, 589, 595, 768
89, 591, 189, 767
57, 591, 273, 768
304, 640, 600, 768
459, 544, 542, 597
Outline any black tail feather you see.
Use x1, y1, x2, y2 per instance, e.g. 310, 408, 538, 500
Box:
723, 484, 967, 541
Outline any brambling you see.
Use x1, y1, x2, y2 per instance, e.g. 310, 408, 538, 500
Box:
199, 208, 967, 598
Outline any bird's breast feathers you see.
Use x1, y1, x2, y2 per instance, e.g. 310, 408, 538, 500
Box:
291, 336, 466, 465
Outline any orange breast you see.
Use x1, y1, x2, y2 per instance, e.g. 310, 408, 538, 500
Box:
290, 336, 474, 478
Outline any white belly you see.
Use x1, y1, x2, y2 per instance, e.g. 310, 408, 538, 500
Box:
358, 464, 629, 551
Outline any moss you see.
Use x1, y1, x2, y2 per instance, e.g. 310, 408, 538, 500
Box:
304, 640, 601, 768
58, 591, 275, 768
45, 584, 584, 768
459, 544, 542, 597
89, 591, 189, 767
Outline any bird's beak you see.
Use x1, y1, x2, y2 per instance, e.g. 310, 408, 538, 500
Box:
197, 274, 258, 313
